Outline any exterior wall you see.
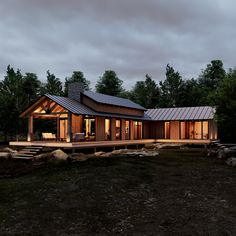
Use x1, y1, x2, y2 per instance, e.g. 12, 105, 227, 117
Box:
209, 120, 218, 140
71, 114, 82, 134
82, 96, 144, 117
110, 118, 116, 141
143, 121, 164, 139
130, 120, 134, 140
121, 119, 126, 140
95, 116, 105, 141
170, 121, 180, 139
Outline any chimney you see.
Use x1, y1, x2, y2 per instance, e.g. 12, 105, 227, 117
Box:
68, 82, 84, 102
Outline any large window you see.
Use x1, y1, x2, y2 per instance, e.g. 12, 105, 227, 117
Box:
134, 121, 142, 139
180, 121, 209, 140
115, 119, 121, 140
83, 117, 95, 141
125, 120, 130, 140
105, 119, 111, 141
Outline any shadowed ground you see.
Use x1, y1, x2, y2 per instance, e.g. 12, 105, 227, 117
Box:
0, 149, 236, 235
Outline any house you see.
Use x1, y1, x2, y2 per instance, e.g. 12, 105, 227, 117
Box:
11, 82, 217, 147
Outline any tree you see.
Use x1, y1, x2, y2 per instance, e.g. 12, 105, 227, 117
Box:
96, 70, 124, 96
177, 79, 202, 106
41, 70, 63, 96
64, 71, 90, 96
0, 65, 25, 140
216, 68, 236, 142
130, 74, 159, 108
159, 64, 183, 107
198, 60, 226, 105
22, 73, 41, 106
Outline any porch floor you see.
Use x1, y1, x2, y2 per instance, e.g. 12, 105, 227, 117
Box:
10, 139, 212, 149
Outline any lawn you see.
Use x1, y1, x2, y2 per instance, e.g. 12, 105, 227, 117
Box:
0, 149, 236, 235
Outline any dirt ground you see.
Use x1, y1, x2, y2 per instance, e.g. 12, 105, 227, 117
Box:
0, 148, 236, 235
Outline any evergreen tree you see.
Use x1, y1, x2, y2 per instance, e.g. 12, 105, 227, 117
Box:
130, 74, 159, 108
198, 60, 226, 105
96, 70, 124, 96
159, 64, 183, 107
41, 70, 63, 96
216, 68, 236, 142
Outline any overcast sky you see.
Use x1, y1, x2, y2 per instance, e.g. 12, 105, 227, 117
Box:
0, 0, 236, 89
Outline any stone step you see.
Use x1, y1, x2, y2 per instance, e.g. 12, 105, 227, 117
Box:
18, 151, 37, 154
13, 155, 34, 160
27, 146, 43, 149
15, 153, 34, 157
21, 148, 41, 152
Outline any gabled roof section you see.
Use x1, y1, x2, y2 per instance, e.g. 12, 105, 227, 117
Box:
146, 106, 215, 121
83, 91, 146, 111
45, 94, 95, 116
20, 94, 150, 121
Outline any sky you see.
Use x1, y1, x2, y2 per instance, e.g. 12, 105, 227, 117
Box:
0, 0, 236, 89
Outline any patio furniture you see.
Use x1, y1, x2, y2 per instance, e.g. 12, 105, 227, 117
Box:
42, 132, 56, 140
73, 133, 85, 141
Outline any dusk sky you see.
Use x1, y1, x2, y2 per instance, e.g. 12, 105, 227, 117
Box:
0, 0, 236, 89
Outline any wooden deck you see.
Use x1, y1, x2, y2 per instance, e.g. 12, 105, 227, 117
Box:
10, 139, 212, 149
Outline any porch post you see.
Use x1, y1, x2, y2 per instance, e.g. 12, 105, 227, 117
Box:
67, 112, 72, 142
27, 115, 33, 141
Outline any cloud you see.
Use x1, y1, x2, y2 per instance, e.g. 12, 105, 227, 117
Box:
0, 0, 236, 89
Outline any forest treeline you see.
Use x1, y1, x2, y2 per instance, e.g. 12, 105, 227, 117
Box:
0, 60, 235, 142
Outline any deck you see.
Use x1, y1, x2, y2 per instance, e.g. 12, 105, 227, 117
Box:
10, 139, 212, 149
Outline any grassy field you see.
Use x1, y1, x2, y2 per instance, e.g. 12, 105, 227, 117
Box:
0, 149, 236, 235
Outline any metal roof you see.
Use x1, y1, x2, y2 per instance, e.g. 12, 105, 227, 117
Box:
45, 94, 150, 121
145, 106, 215, 121
83, 91, 146, 111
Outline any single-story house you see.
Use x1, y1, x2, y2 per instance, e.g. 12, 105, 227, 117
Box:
16, 82, 218, 144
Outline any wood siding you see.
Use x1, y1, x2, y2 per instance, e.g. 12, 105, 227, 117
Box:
82, 96, 144, 117
170, 121, 180, 139
95, 116, 105, 141
209, 120, 218, 140
71, 114, 83, 134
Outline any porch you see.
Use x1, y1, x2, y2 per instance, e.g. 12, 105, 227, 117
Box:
10, 138, 212, 149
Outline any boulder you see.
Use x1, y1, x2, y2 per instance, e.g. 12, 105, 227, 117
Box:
51, 149, 68, 160
70, 153, 88, 162
47, 149, 69, 165
0, 152, 11, 159
225, 157, 236, 167
34, 153, 52, 161
0, 147, 17, 153
94, 151, 106, 157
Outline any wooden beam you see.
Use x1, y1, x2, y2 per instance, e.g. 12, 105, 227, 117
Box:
67, 112, 72, 142
27, 115, 34, 141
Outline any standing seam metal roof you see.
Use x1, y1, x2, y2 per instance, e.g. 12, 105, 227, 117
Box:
146, 106, 215, 121
83, 91, 146, 111
45, 95, 151, 120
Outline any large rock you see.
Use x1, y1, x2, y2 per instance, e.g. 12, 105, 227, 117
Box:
0, 147, 17, 153
34, 153, 52, 161
94, 151, 106, 157
47, 149, 69, 165
225, 157, 236, 167
218, 147, 236, 159
51, 149, 68, 160
0, 152, 11, 159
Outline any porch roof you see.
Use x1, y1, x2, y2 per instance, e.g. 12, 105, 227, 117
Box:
45, 95, 151, 120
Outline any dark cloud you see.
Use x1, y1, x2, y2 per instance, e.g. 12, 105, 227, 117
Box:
0, 0, 236, 89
